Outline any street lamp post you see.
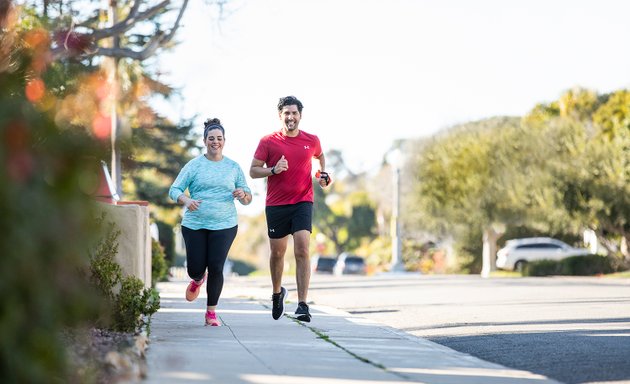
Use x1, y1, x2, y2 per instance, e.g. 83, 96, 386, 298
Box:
388, 148, 405, 272
391, 163, 402, 269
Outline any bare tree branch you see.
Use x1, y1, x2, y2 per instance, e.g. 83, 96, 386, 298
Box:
160, 0, 188, 47
91, 0, 167, 41
50, 0, 190, 62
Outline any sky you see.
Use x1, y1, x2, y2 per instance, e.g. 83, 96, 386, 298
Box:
155, 0, 630, 214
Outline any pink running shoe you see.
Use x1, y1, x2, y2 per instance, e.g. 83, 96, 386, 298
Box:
205, 310, 221, 326
185, 272, 207, 302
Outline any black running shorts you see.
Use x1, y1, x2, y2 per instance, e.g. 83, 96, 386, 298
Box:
264, 201, 313, 239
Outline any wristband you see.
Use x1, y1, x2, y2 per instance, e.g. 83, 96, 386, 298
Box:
270, 166, 276, 175
315, 170, 331, 186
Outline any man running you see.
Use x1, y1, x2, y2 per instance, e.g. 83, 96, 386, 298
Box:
249, 95, 331, 322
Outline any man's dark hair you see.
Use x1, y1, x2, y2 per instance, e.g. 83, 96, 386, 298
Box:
277, 96, 303, 113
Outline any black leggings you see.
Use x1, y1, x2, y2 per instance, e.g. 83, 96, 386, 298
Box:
181, 225, 237, 306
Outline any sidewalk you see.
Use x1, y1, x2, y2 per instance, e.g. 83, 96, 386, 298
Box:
144, 279, 559, 384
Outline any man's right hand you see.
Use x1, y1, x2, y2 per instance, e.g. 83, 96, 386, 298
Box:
274, 155, 288, 174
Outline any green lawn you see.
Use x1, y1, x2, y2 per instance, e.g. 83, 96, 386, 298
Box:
489, 270, 522, 278
604, 270, 630, 278
489, 270, 630, 278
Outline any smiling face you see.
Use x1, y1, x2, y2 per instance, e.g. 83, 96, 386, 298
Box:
279, 104, 301, 136
204, 128, 224, 159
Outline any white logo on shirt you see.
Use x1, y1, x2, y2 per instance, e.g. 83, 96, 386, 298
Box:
304, 145, 310, 149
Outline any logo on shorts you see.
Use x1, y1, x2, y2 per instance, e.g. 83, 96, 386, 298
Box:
269, 228, 275, 233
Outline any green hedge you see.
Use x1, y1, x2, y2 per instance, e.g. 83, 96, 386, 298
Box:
152, 238, 169, 285
523, 259, 563, 276
524, 254, 623, 276
156, 220, 176, 265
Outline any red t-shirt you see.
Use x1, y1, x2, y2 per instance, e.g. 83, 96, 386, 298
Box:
253, 130, 322, 206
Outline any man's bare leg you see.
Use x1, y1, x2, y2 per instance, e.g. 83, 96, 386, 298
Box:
293, 230, 311, 303
269, 236, 288, 294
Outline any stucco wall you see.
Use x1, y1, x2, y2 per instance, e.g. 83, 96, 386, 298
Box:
97, 202, 152, 288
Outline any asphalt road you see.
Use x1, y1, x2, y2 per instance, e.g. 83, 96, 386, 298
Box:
301, 274, 630, 384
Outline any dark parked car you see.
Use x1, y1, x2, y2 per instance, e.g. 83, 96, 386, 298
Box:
334, 253, 367, 275
311, 255, 337, 274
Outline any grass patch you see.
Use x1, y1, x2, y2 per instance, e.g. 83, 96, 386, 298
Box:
289, 317, 391, 372
247, 270, 271, 277
603, 270, 630, 278
489, 270, 521, 278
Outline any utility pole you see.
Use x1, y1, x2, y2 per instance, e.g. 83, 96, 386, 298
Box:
107, 1, 122, 198
100, 1, 120, 198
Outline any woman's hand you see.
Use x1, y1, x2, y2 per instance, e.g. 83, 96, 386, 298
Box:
232, 188, 252, 205
183, 196, 202, 211
232, 188, 246, 200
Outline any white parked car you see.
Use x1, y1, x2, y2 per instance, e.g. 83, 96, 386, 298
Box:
496, 237, 589, 271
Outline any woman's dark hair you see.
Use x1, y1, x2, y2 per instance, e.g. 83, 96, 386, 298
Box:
203, 118, 224, 140
277, 96, 303, 113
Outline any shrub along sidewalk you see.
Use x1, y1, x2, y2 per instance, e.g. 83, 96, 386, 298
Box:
523, 254, 628, 277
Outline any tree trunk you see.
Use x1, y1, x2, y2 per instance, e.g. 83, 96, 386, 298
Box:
594, 227, 628, 258
481, 225, 504, 278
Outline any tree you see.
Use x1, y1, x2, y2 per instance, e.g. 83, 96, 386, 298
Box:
20, 0, 190, 62
396, 87, 629, 274
22, 0, 230, 197
312, 150, 377, 255
20, 1, 226, 263
556, 91, 629, 258
407, 117, 527, 273
593, 89, 630, 138
16, 0, 192, 246
525, 88, 630, 259
123, 115, 196, 208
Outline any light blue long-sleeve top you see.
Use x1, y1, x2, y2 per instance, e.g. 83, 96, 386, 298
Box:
169, 155, 251, 230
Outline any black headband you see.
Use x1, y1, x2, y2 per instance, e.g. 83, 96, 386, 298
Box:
204, 123, 223, 137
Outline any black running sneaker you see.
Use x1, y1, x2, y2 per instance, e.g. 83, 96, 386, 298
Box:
271, 287, 287, 320
295, 302, 311, 322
